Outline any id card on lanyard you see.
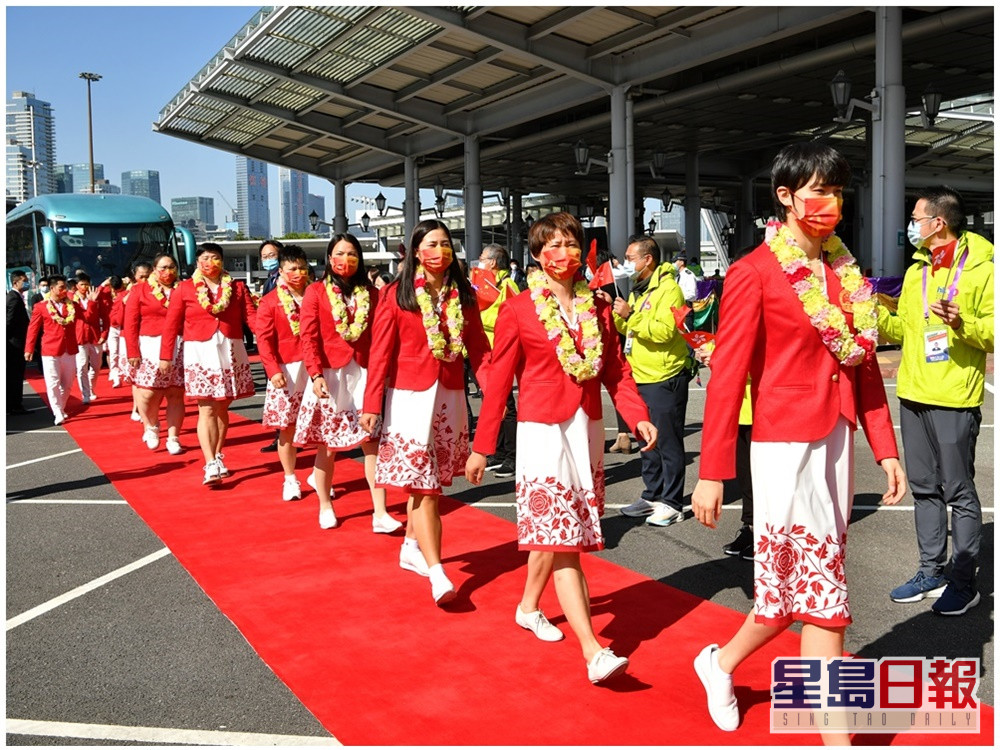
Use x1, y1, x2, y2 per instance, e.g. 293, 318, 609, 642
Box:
921, 249, 968, 364
623, 286, 657, 355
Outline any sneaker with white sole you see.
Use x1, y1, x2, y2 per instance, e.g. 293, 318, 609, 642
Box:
372, 514, 403, 534
53, 412, 66, 426
282, 477, 302, 502
214, 453, 230, 477
889, 571, 947, 603
399, 541, 430, 577
142, 426, 160, 451
515, 605, 564, 642
165, 437, 183, 456
620, 499, 657, 517
319, 508, 338, 529
203, 462, 221, 485
646, 505, 685, 527
694, 644, 739, 731
587, 648, 629, 684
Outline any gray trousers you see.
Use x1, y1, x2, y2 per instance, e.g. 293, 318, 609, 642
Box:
899, 399, 982, 587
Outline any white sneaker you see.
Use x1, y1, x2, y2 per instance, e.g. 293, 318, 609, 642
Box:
319, 508, 338, 529
372, 514, 403, 534
430, 567, 456, 606
82, 395, 92, 405
53, 412, 66, 426
203, 462, 221, 485
89, 393, 99, 402
307, 471, 317, 491
515, 605, 564, 642
694, 644, 739, 731
587, 648, 629, 684
165, 438, 183, 456
130, 410, 141, 422
645, 504, 685, 527
142, 426, 159, 451
399, 541, 430, 577
282, 477, 302, 502
214, 453, 230, 477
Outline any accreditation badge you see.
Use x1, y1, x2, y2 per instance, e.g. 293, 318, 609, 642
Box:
924, 325, 949, 363
624, 330, 634, 356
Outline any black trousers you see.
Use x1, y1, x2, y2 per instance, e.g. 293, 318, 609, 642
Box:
493, 391, 518, 464
637, 372, 690, 510
7, 342, 26, 409
736, 423, 754, 526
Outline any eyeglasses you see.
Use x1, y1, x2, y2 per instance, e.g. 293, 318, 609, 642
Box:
910, 216, 937, 224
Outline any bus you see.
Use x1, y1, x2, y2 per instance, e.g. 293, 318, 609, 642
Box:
6, 194, 196, 291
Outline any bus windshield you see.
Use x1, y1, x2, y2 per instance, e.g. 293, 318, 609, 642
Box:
55, 221, 173, 280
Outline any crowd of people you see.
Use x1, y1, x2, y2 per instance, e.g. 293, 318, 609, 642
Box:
11, 142, 992, 741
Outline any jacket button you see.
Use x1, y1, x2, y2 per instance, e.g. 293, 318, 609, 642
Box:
831, 373, 839, 382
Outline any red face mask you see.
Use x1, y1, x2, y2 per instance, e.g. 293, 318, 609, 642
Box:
156, 269, 177, 285
52, 285, 68, 301
330, 255, 358, 278
197, 256, 223, 276
540, 245, 582, 281
282, 269, 308, 288
419, 247, 453, 273
789, 194, 842, 237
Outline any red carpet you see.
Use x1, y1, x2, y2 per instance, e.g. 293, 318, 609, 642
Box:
26, 371, 994, 745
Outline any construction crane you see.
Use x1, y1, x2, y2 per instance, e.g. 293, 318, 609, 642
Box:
217, 191, 238, 224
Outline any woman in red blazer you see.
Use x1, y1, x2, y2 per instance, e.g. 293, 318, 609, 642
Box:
117, 262, 152, 423
360, 219, 491, 606
466, 212, 656, 684
295, 234, 402, 533
159, 243, 257, 485
125, 254, 186, 455
690, 143, 907, 738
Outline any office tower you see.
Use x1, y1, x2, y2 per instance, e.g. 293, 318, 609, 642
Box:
53, 164, 73, 194
171, 197, 215, 226
308, 194, 325, 231
6, 91, 56, 202
236, 156, 270, 238
79, 179, 120, 195
279, 167, 310, 235
72, 162, 105, 193
121, 170, 161, 205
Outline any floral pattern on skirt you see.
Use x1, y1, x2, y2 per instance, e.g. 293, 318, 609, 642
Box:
293, 360, 372, 449
374, 384, 467, 494
262, 360, 307, 429
105, 327, 131, 388
134, 334, 184, 390
751, 416, 854, 627
514, 408, 606, 552
182, 332, 253, 401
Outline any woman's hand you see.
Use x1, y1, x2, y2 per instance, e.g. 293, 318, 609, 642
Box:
158, 359, 171, 374
692, 479, 724, 528
270, 372, 287, 390
465, 452, 487, 485
880, 457, 907, 505
128, 357, 140, 368
635, 421, 657, 451
312, 376, 330, 400
359, 412, 379, 435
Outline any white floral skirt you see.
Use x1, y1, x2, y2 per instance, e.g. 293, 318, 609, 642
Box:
515, 408, 606, 552
182, 331, 253, 401
293, 360, 372, 449
375, 383, 467, 495
751, 416, 854, 628
134, 334, 184, 390
262, 360, 308, 429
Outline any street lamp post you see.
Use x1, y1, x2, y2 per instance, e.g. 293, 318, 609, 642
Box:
79, 72, 102, 194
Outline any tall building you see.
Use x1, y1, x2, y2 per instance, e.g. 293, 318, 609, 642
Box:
78, 179, 120, 195
53, 164, 73, 194
171, 197, 214, 226
308, 193, 325, 231
71, 162, 105, 193
121, 170, 161, 204
6, 91, 56, 202
279, 167, 309, 235
236, 156, 269, 238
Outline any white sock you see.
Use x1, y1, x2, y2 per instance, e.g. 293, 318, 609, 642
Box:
284, 474, 296, 480
428, 563, 449, 585
402, 537, 418, 549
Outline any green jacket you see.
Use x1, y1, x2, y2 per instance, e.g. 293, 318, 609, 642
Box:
480, 269, 521, 347
612, 262, 690, 383
877, 231, 994, 408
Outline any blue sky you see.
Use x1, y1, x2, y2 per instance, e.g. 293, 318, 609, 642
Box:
5, 5, 422, 236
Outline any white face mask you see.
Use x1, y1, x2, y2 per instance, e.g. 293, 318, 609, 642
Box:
621, 260, 636, 276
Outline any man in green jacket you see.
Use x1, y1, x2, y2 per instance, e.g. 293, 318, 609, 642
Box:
880, 186, 994, 616
613, 236, 692, 527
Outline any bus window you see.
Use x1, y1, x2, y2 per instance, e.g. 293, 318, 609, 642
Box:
55, 223, 171, 280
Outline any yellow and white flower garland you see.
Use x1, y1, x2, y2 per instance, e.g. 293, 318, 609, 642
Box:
276, 282, 302, 337
46, 297, 75, 326
527, 268, 603, 381
414, 265, 464, 361
192, 269, 233, 315
766, 221, 877, 366
325, 280, 371, 342
147, 276, 176, 308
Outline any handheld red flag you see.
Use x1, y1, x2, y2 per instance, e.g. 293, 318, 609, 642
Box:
682, 330, 715, 349
671, 304, 692, 332
588, 261, 615, 290
471, 267, 500, 310
586, 238, 598, 274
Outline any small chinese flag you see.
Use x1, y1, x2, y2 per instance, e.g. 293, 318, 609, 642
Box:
671, 304, 692, 331
588, 261, 615, 290
471, 267, 500, 310
682, 330, 715, 349
586, 238, 599, 274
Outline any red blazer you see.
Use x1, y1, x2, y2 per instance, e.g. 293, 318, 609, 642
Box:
72, 295, 108, 345
363, 282, 491, 414
472, 290, 650, 456
256, 288, 304, 378
299, 281, 379, 377
25, 299, 94, 357
108, 293, 126, 330
699, 240, 898, 480
159, 278, 256, 360
124, 282, 177, 359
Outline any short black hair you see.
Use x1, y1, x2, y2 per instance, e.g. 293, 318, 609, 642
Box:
629, 236, 660, 264
132, 260, 152, 275
259, 238, 284, 256
278, 244, 307, 267
198, 242, 224, 259
48, 274, 67, 286
324, 233, 368, 295
916, 186, 967, 234
108, 275, 124, 290
10, 270, 27, 283
75, 272, 91, 284
771, 142, 851, 221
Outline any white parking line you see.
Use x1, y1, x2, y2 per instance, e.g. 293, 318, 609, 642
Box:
4, 719, 340, 746
985, 381, 994, 394
6, 429, 68, 435
6, 449, 82, 470
6, 548, 171, 632
7, 499, 128, 505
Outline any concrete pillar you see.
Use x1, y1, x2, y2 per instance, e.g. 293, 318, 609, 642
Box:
685, 150, 700, 260
871, 6, 906, 276
464, 135, 483, 263
511, 191, 523, 261
333, 179, 347, 234
737, 175, 755, 252
608, 86, 629, 254
403, 157, 418, 242
625, 94, 636, 240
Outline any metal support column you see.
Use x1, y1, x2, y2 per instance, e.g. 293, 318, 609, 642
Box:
511, 191, 523, 260
738, 175, 755, 252
403, 157, 419, 242
685, 151, 700, 260
871, 6, 906, 276
333, 179, 347, 235
464, 135, 483, 263
609, 86, 629, 254
625, 93, 636, 240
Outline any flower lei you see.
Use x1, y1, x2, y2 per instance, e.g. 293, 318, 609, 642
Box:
766, 220, 877, 366
414, 265, 464, 361
325, 279, 371, 342
46, 297, 75, 326
147, 276, 176, 308
192, 269, 233, 315
276, 282, 302, 337
527, 268, 604, 381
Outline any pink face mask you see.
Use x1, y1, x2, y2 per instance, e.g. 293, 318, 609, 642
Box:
156, 269, 177, 285
789, 194, 842, 237
419, 246, 453, 273
540, 245, 582, 281
282, 269, 307, 288
330, 255, 359, 278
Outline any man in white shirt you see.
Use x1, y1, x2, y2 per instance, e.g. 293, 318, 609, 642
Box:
674, 254, 698, 330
